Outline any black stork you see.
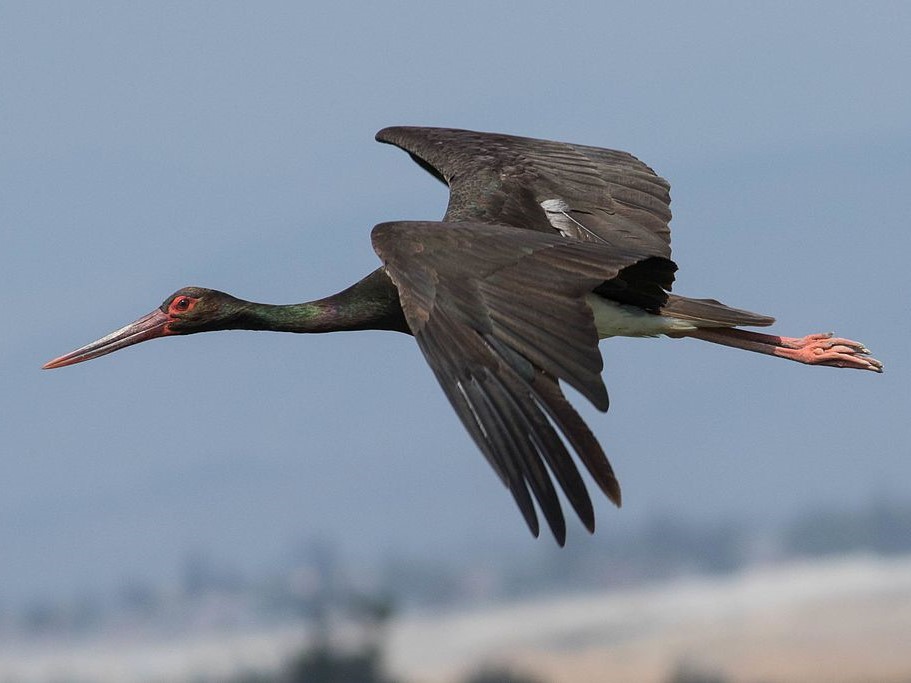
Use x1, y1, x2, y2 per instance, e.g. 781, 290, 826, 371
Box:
44, 127, 882, 544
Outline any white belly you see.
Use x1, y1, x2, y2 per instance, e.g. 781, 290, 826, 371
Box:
585, 295, 697, 339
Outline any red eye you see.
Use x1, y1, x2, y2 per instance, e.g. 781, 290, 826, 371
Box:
169, 296, 198, 314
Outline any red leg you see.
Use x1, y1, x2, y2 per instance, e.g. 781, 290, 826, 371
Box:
682, 328, 883, 373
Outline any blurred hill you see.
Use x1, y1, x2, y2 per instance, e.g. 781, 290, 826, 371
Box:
1, 499, 910, 682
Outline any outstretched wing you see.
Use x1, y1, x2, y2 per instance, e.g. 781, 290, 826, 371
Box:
372, 220, 676, 544
376, 126, 673, 259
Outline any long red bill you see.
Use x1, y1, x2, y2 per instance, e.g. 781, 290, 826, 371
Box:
43, 309, 172, 369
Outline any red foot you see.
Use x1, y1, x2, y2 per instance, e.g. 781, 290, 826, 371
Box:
774, 333, 883, 372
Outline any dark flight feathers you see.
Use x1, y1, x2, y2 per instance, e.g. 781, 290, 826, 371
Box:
372, 126, 771, 542
373, 221, 667, 543
376, 126, 674, 259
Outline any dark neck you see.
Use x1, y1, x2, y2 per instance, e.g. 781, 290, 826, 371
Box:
235, 268, 409, 334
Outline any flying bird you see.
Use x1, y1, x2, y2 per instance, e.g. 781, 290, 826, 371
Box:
44, 127, 882, 544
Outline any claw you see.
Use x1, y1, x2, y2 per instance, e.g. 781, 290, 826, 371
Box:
774, 333, 883, 372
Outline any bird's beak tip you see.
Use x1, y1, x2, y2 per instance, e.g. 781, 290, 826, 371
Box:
42, 356, 71, 370
42, 309, 171, 371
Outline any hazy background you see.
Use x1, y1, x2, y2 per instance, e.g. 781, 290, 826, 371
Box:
2, 0, 909, 613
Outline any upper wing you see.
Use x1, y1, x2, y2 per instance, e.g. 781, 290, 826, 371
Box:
376, 126, 673, 259
372, 220, 676, 544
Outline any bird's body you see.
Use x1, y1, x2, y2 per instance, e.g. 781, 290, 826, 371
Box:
44, 126, 882, 544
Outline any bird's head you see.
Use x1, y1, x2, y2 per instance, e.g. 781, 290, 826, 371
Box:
43, 287, 245, 369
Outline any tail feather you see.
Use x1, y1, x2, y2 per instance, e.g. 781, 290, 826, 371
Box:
661, 294, 775, 328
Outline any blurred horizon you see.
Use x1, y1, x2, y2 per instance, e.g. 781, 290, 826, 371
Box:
2, 496, 911, 682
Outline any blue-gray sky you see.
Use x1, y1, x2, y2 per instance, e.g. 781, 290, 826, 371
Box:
2, 2, 909, 603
